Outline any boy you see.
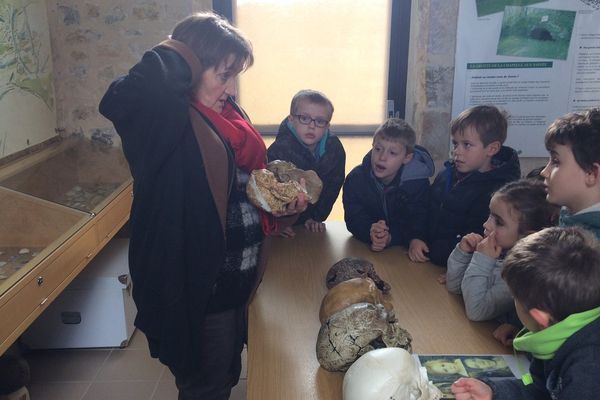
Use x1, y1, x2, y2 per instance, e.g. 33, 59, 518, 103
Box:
540, 108, 600, 239
451, 226, 600, 399
268, 90, 346, 236
343, 118, 434, 252
410, 105, 520, 265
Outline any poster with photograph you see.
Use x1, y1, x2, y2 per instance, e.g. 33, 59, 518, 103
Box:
452, 0, 600, 156
418, 354, 527, 399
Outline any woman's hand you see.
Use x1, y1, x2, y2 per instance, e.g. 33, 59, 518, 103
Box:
451, 378, 492, 400
272, 192, 308, 218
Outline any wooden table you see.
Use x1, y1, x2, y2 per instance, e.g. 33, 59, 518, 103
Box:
248, 222, 508, 400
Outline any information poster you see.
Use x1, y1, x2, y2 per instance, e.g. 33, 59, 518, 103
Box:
452, 0, 600, 156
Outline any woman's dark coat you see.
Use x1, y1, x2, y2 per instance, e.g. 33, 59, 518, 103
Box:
100, 43, 239, 375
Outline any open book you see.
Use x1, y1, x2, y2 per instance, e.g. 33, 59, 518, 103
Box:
415, 354, 530, 399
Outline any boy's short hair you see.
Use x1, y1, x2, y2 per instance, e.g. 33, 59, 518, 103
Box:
544, 108, 600, 173
502, 226, 600, 322
290, 89, 334, 119
373, 118, 416, 154
450, 105, 508, 146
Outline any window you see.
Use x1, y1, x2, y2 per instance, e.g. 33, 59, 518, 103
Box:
234, 0, 392, 133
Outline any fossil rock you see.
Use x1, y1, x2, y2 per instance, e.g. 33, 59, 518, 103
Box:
247, 169, 308, 214
316, 302, 412, 372
266, 160, 322, 204
319, 277, 393, 324
326, 257, 391, 294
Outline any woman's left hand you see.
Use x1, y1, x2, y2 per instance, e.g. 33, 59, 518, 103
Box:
272, 178, 308, 217
272, 192, 308, 217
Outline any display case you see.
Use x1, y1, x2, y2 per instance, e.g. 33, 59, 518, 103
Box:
0, 137, 133, 354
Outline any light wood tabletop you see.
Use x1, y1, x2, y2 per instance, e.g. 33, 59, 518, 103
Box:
247, 221, 509, 400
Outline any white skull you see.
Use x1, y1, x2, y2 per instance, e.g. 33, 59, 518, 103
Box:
343, 348, 443, 400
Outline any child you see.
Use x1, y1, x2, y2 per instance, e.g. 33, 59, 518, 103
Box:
446, 179, 557, 322
451, 226, 600, 399
268, 90, 346, 236
343, 118, 434, 252
409, 105, 521, 265
540, 108, 600, 239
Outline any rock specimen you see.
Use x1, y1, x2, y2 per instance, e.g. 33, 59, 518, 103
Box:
247, 161, 322, 214
326, 257, 391, 294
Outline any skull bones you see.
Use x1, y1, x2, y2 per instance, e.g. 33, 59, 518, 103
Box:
316, 302, 412, 372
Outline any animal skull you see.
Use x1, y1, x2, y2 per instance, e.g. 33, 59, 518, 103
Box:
316, 302, 412, 372
319, 277, 393, 324
343, 348, 443, 400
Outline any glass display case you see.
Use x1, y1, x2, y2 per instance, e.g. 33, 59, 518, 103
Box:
0, 137, 133, 354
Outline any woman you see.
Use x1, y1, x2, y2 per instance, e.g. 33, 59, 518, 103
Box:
99, 12, 304, 399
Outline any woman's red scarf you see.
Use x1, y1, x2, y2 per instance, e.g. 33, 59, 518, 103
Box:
191, 99, 277, 234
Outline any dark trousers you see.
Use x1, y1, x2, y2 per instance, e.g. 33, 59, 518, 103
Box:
169, 307, 245, 400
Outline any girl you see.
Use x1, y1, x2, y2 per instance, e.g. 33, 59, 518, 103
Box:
445, 178, 557, 324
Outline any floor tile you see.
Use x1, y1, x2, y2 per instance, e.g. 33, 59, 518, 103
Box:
82, 381, 156, 400
28, 382, 90, 400
151, 379, 178, 400
230, 379, 247, 400
95, 349, 164, 381
26, 349, 110, 382
125, 329, 146, 350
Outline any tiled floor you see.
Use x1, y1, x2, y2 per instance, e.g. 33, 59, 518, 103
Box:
22, 330, 247, 400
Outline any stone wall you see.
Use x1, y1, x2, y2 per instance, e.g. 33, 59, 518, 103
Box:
46, 0, 212, 145
406, 0, 545, 172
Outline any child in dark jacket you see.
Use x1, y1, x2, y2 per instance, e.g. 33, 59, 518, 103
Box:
268, 90, 346, 236
451, 226, 600, 400
343, 118, 434, 252
409, 105, 521, 266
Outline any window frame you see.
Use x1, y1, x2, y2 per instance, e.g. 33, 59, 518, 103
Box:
212, 0, 410, 135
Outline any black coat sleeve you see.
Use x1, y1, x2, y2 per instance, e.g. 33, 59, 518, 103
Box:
99, 47, 192, 179
309, 141, 345, 222
343, 170, 374, 244
388, 178, 430, 246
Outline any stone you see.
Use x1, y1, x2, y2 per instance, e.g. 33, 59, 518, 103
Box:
326, 257, 391, 294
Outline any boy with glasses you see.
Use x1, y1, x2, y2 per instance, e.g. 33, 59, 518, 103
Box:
343, 118, 434, 252
268, 89, 346, 236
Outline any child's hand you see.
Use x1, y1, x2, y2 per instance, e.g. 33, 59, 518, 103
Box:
408, 239, 430, 262
304, 218, 326, 232
493, 323, 519, 347
459, 233, 483, 253
476, 231, 502, 259
370, 221, 390, 252
370, 220, 388, 242
371, 231, 391, 252
451, 378, 492, 400
277, 226, 296, 238
437, 273, 447, 284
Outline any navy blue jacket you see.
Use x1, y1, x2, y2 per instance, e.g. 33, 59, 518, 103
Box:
488, 315, 600, 399
427, 146, 520, 266
343, 145, 434, 247
267, 119, 345, 224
